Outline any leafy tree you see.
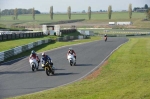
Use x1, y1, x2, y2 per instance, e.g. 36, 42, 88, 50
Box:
32, 7, 35, 20
1, 9, 40, 15
0, 9, 1, 18
67, 6, 71, 19
82, 10, 86, 13
144, 4, 148, 9
50, 6, 53, 20
108, 5, 112, 19
128, 4, 132, 19
14, 8, 17, 20
88, 6, 91, 20
16, 8, 18, 19
146, 8, 150, 20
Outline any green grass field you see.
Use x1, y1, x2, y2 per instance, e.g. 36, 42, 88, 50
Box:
0, 12, 146, 21
6, 37, 150, 99
0, 12, 149, 28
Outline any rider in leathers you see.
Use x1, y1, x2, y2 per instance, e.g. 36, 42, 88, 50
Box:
41, 52, 54, 69
29, 50, 40, 66
67, 48, 76, 60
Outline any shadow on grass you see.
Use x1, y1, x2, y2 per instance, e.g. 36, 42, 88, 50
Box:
0, 40, 56, 65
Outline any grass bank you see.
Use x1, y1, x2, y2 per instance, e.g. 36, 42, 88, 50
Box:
0, 35, 56, 52
7, 37, 150, 99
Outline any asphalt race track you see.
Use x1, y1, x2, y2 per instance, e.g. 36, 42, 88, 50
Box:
0, 37, 128, 99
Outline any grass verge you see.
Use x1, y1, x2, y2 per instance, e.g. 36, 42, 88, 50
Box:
6, 37, 150, 99
0, 35, 57, 52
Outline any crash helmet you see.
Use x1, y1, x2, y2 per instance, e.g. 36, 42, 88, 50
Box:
69, 47, 73, 50
42, 52, 46, 57
31, 50, 35, 54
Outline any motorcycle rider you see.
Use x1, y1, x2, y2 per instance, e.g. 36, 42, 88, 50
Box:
67, 47, 76, 61
104, 34, 107, 41
29, 50, 40, 66
41, 52, 55, 70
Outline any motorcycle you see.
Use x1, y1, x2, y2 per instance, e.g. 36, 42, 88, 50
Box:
104, 36, 107, 42
67, 53, 76, 66
42, 61, 55, 76
29, 58, 39, 71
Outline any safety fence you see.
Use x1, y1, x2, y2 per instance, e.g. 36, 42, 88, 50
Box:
0, 35, 87, 63
0, 39, 51, 62
57, 35, 88, 41
0, 32, 43, 41
99, 33, 150, 37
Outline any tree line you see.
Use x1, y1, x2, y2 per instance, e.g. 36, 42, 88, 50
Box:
1, 8, 40, 15
0, 4, 150, 21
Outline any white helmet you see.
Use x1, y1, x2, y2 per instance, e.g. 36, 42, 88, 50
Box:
69, 47, 72, 50
42, 52, 45, 56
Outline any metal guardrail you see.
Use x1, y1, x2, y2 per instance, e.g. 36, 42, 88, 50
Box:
0, 32, 43, 41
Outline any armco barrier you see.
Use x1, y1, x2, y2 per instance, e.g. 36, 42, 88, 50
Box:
0, 39, 51, 63
0, 32, 43, 41
13, 46, 22, 55
4, 49, 14, 59
22, 45, 28, 52
0, 52, 4, 62
57, 36, 84, 42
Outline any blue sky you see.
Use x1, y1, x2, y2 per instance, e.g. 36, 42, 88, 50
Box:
0, 0, 150, 12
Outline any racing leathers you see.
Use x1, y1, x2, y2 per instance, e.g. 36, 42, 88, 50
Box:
29, 53, 40, 66
41, 55, 54, 69
67, 50, 76, 60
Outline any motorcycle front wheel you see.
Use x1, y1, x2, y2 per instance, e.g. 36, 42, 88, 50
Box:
45, 67, 50, 76
32, 65, 35, 71
70, 60, 73, 66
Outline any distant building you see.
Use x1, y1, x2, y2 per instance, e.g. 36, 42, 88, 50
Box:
109, 22, 115, 25
136, 9, 147, 12
116, 22, 132, 25
108, 22, 132, 25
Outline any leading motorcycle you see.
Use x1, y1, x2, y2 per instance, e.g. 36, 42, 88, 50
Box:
104, 36, 107, 42
67, 53, 76, 66
42, 61, 55, 76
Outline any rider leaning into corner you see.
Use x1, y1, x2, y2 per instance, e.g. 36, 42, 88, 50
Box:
29, 50, 40, 66
67, 47, 76, 61
41, 52, 55, 69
